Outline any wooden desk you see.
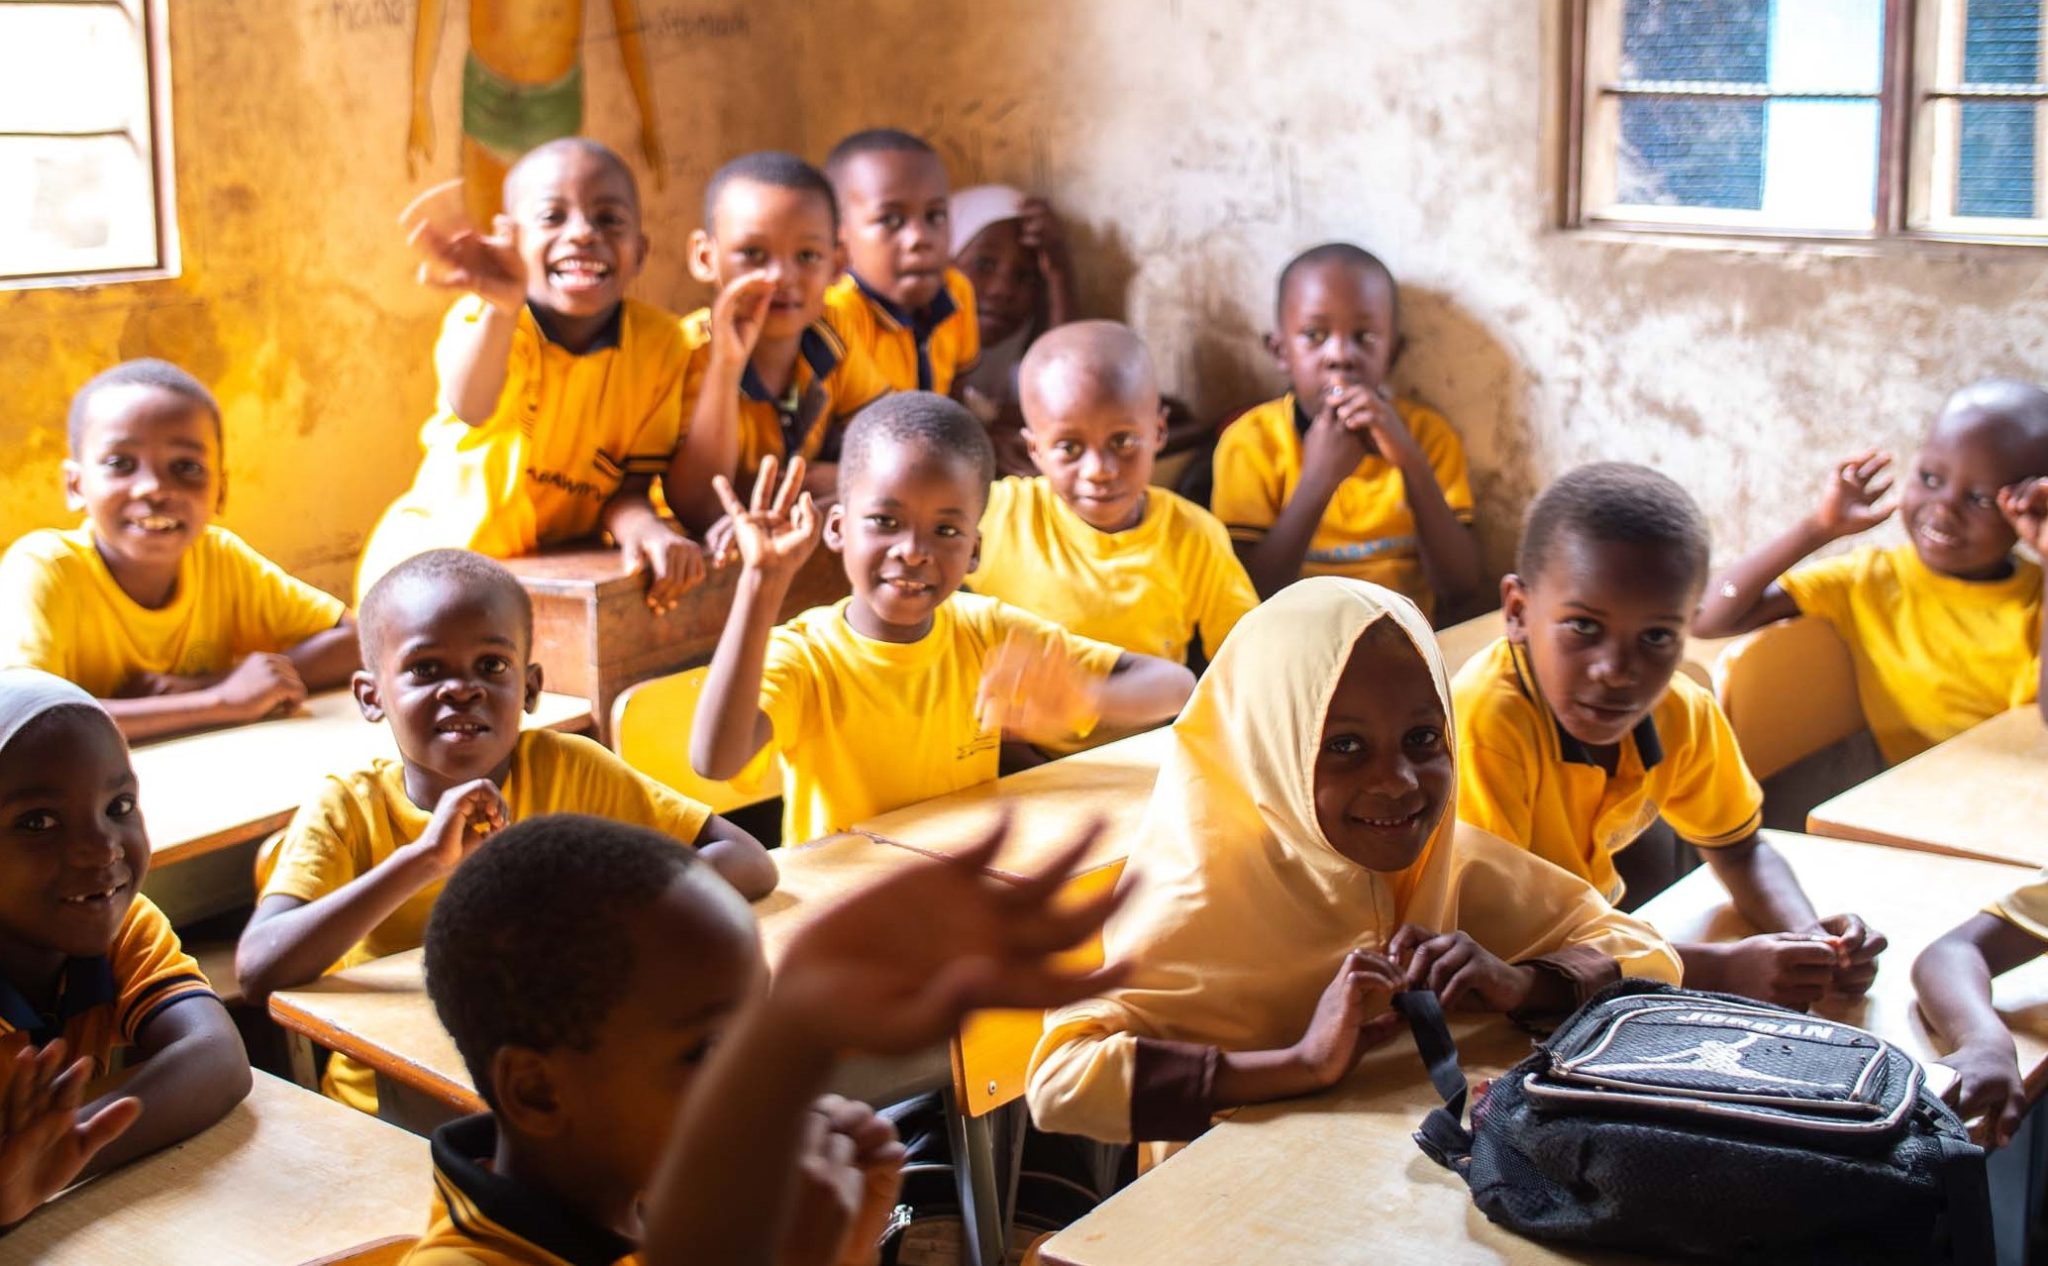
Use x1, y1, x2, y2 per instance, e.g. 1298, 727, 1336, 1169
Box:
1434, 611, 1728, 690
1807, 707, 2048, 868
13, 1070, 429, 1265
505, 544, 846, 739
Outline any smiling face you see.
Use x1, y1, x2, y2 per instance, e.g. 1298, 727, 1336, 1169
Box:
695, 178, 842, 341
835, 149, 951, 311
1270, 258, 1399, 407
1312, 623, 1454, 872
1504, 535, 1700, 751
64, 384, 222, 602
827, 443, 984, 642
1020, 354, 1165, 534
956, 217, 1039, 345
0, 707, 147, 962
506, 145, 648, 320
1901, 399, 2048, 580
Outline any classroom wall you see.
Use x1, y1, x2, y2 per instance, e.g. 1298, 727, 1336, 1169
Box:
795, 0, 2048, 576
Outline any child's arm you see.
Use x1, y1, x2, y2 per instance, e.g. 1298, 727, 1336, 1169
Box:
691, 458, 821, 780
1913, 912, 2044, 1148
75, 997, 249, 1179
1997, 478, 2048, 723
1206, 950, 1410, 1110
670, 273, 775, 531
284, 614, 361, 693
1350, 387, 1480, 620
693, 814, 778, 901
235, 781, 507, 1003
1681, 832, 1887, 1008
1018, 198, 1077, 330
1693, 451, 1893, 637
1236, 392, 1371, 599
0, 1043, 143, 1231
103, 654, 309, 744
603, 474, 707, 614
977, 642, 1194, 746
401, 184, 527, 425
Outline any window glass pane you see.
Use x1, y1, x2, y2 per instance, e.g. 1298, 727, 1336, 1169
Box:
0, 4, 143, 135
0, 132, 156, 278
1619, 99, 1767, 208
1958, 0, 2041, 218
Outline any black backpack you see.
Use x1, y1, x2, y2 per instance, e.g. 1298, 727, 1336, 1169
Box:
1394, 980, 1995, 1265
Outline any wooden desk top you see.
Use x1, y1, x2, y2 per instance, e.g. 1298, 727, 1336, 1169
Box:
13, 1070, 429, 1265
1434, 611, 1727, 690
134, 689, 591, 866
1807, 707, 2048, 867
1634, 831, 2048, 1097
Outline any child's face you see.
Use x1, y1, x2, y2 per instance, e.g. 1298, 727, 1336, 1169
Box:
826, 447, 984, 641
354, 584, 541, 796
956, 218, 1040, 345
64, 385, 222, 572
0, 708, 147, 960
1022, 383, 1165, 534
1503, 537, 1699, 751
694, 179, 842, 341
1901, 402, 2039, 579
836, 150, 951, 312
1270, 261, 1398, 407
507, 148, 648, 320
1313, 625, 1454, 872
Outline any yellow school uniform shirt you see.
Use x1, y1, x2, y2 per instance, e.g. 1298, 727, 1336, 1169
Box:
0, 525, 345, 699
260, 727, 712, 1113
0, 897, 215, 1097
679, 306, 890, 482
406, 1114, 644, 1266
1210, 393, 1472, 620
1451, 637, 1763, 904
760, 592, 1123, 844
356, 296, 687, 600
969, 476, 1257, 665
1780, 543, 2041, 765
823, 267, 980, 396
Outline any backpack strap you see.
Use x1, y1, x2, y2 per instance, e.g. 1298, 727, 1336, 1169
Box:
1933, 1132, 1996, 1266
1392, 990, 1475, 1172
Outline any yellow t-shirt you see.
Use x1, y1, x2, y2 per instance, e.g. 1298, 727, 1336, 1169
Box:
356, 296, 688, 600
1210, 393, 1473, 620
405, 1114, 645, 1266
1451, 637, 1764, 903
822, 268, 980, 396
969, 476, 1257, 665
1780, 543, 2041, 765
759, 593, 1124, 844
260, 727, 712, 1112
679, 306, 891, 483
0, 525, 346, 699
1989, 869, 2048, 944
0, 897, 215, 1093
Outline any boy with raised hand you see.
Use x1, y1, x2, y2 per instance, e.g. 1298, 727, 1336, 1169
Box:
0, 360, 358, 743
691, 394, 1194, 845
1213, 243, 1479, 621
1695, 379, 2048, 763
238, 549, 772, 1114
360, 138, 706, 614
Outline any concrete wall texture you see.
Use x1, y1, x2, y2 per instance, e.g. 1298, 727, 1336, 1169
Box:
7, 1, 2045, 593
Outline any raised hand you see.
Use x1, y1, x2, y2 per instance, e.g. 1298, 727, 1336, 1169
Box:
1812, 450, 1896, 539
400, 181, 526, 315
1017, 197, 1071, 285
974, 633, 1105, 743
709, 456, 822, 580
707, 272, 777, 371
0, 1041, 143, 1228
1998, 477, 2048, 557
1288, 949, 1407, 1090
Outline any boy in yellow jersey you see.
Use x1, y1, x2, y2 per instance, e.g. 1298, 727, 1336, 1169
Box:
0, 360, 359, 744
676, 151, 891, 540
822, 130, 980, 397
691, 394, 1195, 845
0, 671, 249, 1230
1452, 464, 1885, 1009
360, 139, 707, 613
236, 550, 773, 1115
969, 320, 1256, 678
1694, 379, 2048, 764
1915, 862, 2048, 1150
1213, 243, 1480, 621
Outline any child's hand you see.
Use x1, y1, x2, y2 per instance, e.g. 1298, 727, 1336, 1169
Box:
818, 1095, 904, 1266
1387, 925, 1535, 1014
710, 455, 822, 582
213, 653, 308, 722
975, 633, 1105, 742
1017, 197, 1071, 284
1301, 390, 1373, 482
1704, 933, 1841, 1010
1808, 912, 1887, 996
0, 1041, 143, 1229
401, 181, 526, 316
1288, 949, 1407, 1091
708, 272, 776, 371
1810, 450, 1895, 540
409, 778, 509, 880
116, 670, 211, 699
1998, 477, 2048, 558
779, 1105, 869, 1266
703, 514, 739, 569
1333, 384, 1422, 466
616, 517, 707, 613
1937, 1040, 2028, 1149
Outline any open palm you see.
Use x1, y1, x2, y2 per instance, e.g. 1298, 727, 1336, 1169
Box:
711, 455, 822, 577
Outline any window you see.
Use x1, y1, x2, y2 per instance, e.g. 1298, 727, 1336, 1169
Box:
1565, 0, 2048, 243
0, 0, 174, 286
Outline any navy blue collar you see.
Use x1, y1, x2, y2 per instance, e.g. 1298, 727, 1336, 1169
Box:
739, 321, 842, 406
850, 270, 956, 391
528, 301, 625, 355
0, 952, 116, 1045
1507, 641, 1664, 772
430, 1114, 638, 1266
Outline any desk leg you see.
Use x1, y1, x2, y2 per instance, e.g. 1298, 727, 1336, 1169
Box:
283, 1031, 319, 1091
944, 1087, 1014, 1266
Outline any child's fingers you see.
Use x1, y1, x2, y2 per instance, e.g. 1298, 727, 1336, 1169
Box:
72, 1095, 142, 1161
709, 475, 746, 521
772, 458, 809, 518
1384, 924, 1431, 963
396, 179, 466, 228
792, 491, 820, 539
751, 456, 782, 516
1002, 817, 1108, 905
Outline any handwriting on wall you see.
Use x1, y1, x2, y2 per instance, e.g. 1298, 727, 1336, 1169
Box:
324, 0, 407, 31
637, 6, 750, 43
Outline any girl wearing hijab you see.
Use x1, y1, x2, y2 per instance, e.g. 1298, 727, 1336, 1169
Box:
1025, 579, 1680, 1145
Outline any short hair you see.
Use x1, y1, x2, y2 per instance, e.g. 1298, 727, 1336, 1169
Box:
704, 150, 839, 231
1516, 462, 1711, 590
504, 137, 640, 215
357, 549, 534, 669
838, 391, 996, 498
1275, 242, 1399, 323
66, 359, 221, 456
823, 128, 939, 185
424, 814, 700, 1109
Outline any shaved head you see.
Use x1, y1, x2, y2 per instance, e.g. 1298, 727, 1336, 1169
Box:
503, 137, 639, 214
1936, 378, 2048, 475
1018, 320, 1159, 432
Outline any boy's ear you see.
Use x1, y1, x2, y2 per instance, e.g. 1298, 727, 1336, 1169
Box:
490, 1046, 568, 1140
822, 502, 847, 554
351, 669, 384, 722
1148, 402, 1170, 454
1500, 574, 1530, 643
61, 460, 84, 512
632, 230, 652, 275
686, 229, 719, 285
1388, 332, 1407, 373
215, 468, 229, 515
1262, 331, 1287, 373
523, 661, 543, 713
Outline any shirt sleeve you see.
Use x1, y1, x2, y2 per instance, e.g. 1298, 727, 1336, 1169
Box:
559, 734, 715, 845
1658, 692, 1766, 848
1026, 1017, 1146, 1144
260, 776, 373, 905
1209, 419, 1282, 541
1778, 551, 1862, 629
1188, 511, 1259, 657
0, 537, 71, 679
757, 624, 816, 760
215, 531, 348, 655
1406, 402, 1474, 521
111, 897, 217, 1046
1989, 871, 2048, 943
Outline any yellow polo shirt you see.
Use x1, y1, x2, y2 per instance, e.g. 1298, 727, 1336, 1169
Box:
823, 268, 980, 396
405, 1114, 645, 1266
0, 525, 345, 699
1451, 637, 1763, 903
356, 296, 687, 600
679, 306, 891, 483
759, 593, 1124, 844
260, 728, 712, 1113
1211, 393, 1472, 620
1780, 543, 2041, 765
